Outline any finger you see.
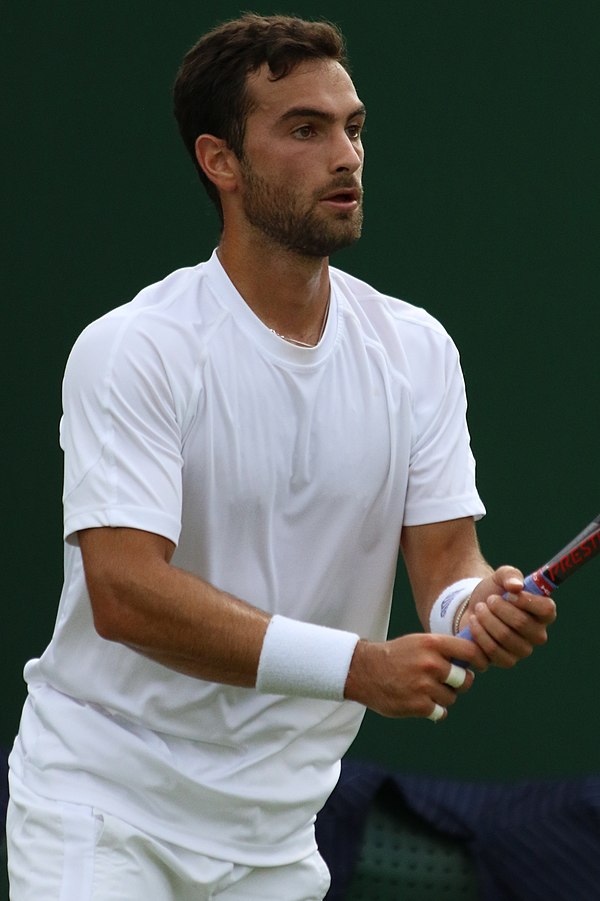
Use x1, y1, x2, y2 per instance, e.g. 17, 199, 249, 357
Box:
486, 595, 537, 634
493, 565, 524, 595
486, 596, 552, 645
443, 663, 467, 690
451, 638, 489, 673
466, 613, 520, 668
480, 602, 533, 652
427, 703, 446, 723
507, 592, 557, 624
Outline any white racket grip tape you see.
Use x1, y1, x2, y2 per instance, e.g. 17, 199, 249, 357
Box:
256, 615, 360, 701
429, 578, 483, 636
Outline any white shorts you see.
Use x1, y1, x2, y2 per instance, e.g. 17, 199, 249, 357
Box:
6, 772, 331, 901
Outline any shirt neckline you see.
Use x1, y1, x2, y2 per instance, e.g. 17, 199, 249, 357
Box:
204, 249, 339, 366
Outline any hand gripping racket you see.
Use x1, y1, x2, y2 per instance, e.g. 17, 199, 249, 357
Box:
457, 512, 600, 647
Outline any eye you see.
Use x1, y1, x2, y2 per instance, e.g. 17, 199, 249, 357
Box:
292, 124, 316, 140
346, 123, 364, 140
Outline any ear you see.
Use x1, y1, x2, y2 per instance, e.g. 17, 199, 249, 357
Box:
194, 134, 239, 194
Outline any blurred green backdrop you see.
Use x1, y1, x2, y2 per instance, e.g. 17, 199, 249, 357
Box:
3, 0, 598, 779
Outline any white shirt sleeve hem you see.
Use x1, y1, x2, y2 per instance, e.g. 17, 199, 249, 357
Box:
64, 506, 181, 545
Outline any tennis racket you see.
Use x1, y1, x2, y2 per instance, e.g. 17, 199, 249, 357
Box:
457, 512, 600, 645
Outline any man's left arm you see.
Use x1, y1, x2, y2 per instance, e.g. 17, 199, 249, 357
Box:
400, 517, 557, 671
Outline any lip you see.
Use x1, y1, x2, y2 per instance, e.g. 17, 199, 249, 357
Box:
319, 187, 361, 210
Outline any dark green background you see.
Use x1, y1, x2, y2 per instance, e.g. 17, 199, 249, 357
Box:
3, 1, 598, 779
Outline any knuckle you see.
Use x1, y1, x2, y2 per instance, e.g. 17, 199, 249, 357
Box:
422, 633, 440, 653
421, 652, 441, 677
512, 608, 530, 628
415, 699, 432, 717
495, 623, 513, 645
498, 563, 522, 580
498, 653, 516, 669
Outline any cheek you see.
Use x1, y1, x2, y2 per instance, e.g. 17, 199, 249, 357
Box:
242, 143, 321, 200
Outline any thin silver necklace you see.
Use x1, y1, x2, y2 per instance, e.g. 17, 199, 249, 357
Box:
270, 298, 330, 348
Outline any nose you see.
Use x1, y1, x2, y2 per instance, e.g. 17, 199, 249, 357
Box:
331, 130, 363, 174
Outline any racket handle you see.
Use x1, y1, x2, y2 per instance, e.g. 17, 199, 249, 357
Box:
455, 623, 474, 643
453, 570, 554, 663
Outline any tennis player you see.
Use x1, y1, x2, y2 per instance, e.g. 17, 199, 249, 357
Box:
6, 14, 556, 900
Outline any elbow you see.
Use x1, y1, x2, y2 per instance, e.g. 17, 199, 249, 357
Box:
87, 580, 133, 643
90, 593, 125, 642
78, 526, 172, 645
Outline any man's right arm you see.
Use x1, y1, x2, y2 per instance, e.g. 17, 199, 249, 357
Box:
80, 524, 478, 721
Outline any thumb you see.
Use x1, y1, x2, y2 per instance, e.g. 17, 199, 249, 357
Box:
493, 565, 524, 597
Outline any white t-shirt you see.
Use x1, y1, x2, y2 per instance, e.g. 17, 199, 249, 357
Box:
13, 251, 485, 865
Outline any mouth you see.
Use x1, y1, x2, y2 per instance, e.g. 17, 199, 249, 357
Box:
319, 186, 362, 211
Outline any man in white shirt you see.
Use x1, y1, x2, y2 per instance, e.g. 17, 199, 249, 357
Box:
6, 13, 555, 900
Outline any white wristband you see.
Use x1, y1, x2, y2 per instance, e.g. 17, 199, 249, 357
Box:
256, 615, 360, 701
429, 578, 482, 636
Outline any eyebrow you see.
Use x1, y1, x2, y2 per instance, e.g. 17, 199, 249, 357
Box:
278, 104, 367, 125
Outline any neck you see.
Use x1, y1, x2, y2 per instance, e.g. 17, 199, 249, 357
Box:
217, 230, 331, 346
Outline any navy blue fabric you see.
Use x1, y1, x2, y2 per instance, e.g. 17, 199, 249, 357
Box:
3, 749, 598, 898
316, 759, 600, 901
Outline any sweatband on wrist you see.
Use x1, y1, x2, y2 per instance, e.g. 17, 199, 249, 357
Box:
429, 578, 482, 636
255, 615, 360, 701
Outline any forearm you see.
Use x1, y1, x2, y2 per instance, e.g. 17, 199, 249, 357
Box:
80, 527, 357, 698
121, 565, 271, 685
80, 528, 270, 686
400, 517, 493, 630
102, 555, 479, 718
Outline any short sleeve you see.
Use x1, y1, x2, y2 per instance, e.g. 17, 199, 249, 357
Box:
61, 312, 184, 545
403, 327, 485, 526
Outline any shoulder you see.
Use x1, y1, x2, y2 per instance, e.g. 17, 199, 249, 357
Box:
65, 260, 231, 384
63, 262, 221, 422
70, 262, 210, 356
331, 266, 448, 335
330, 266, 458, 369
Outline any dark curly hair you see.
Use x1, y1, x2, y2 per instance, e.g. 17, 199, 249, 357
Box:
173, 14, 349, 221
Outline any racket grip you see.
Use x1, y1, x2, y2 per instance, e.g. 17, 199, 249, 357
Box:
520, 571, 554, 597
453, 569, 555, 664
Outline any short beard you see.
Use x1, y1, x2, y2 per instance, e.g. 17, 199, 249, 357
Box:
240, 160, 363, 258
